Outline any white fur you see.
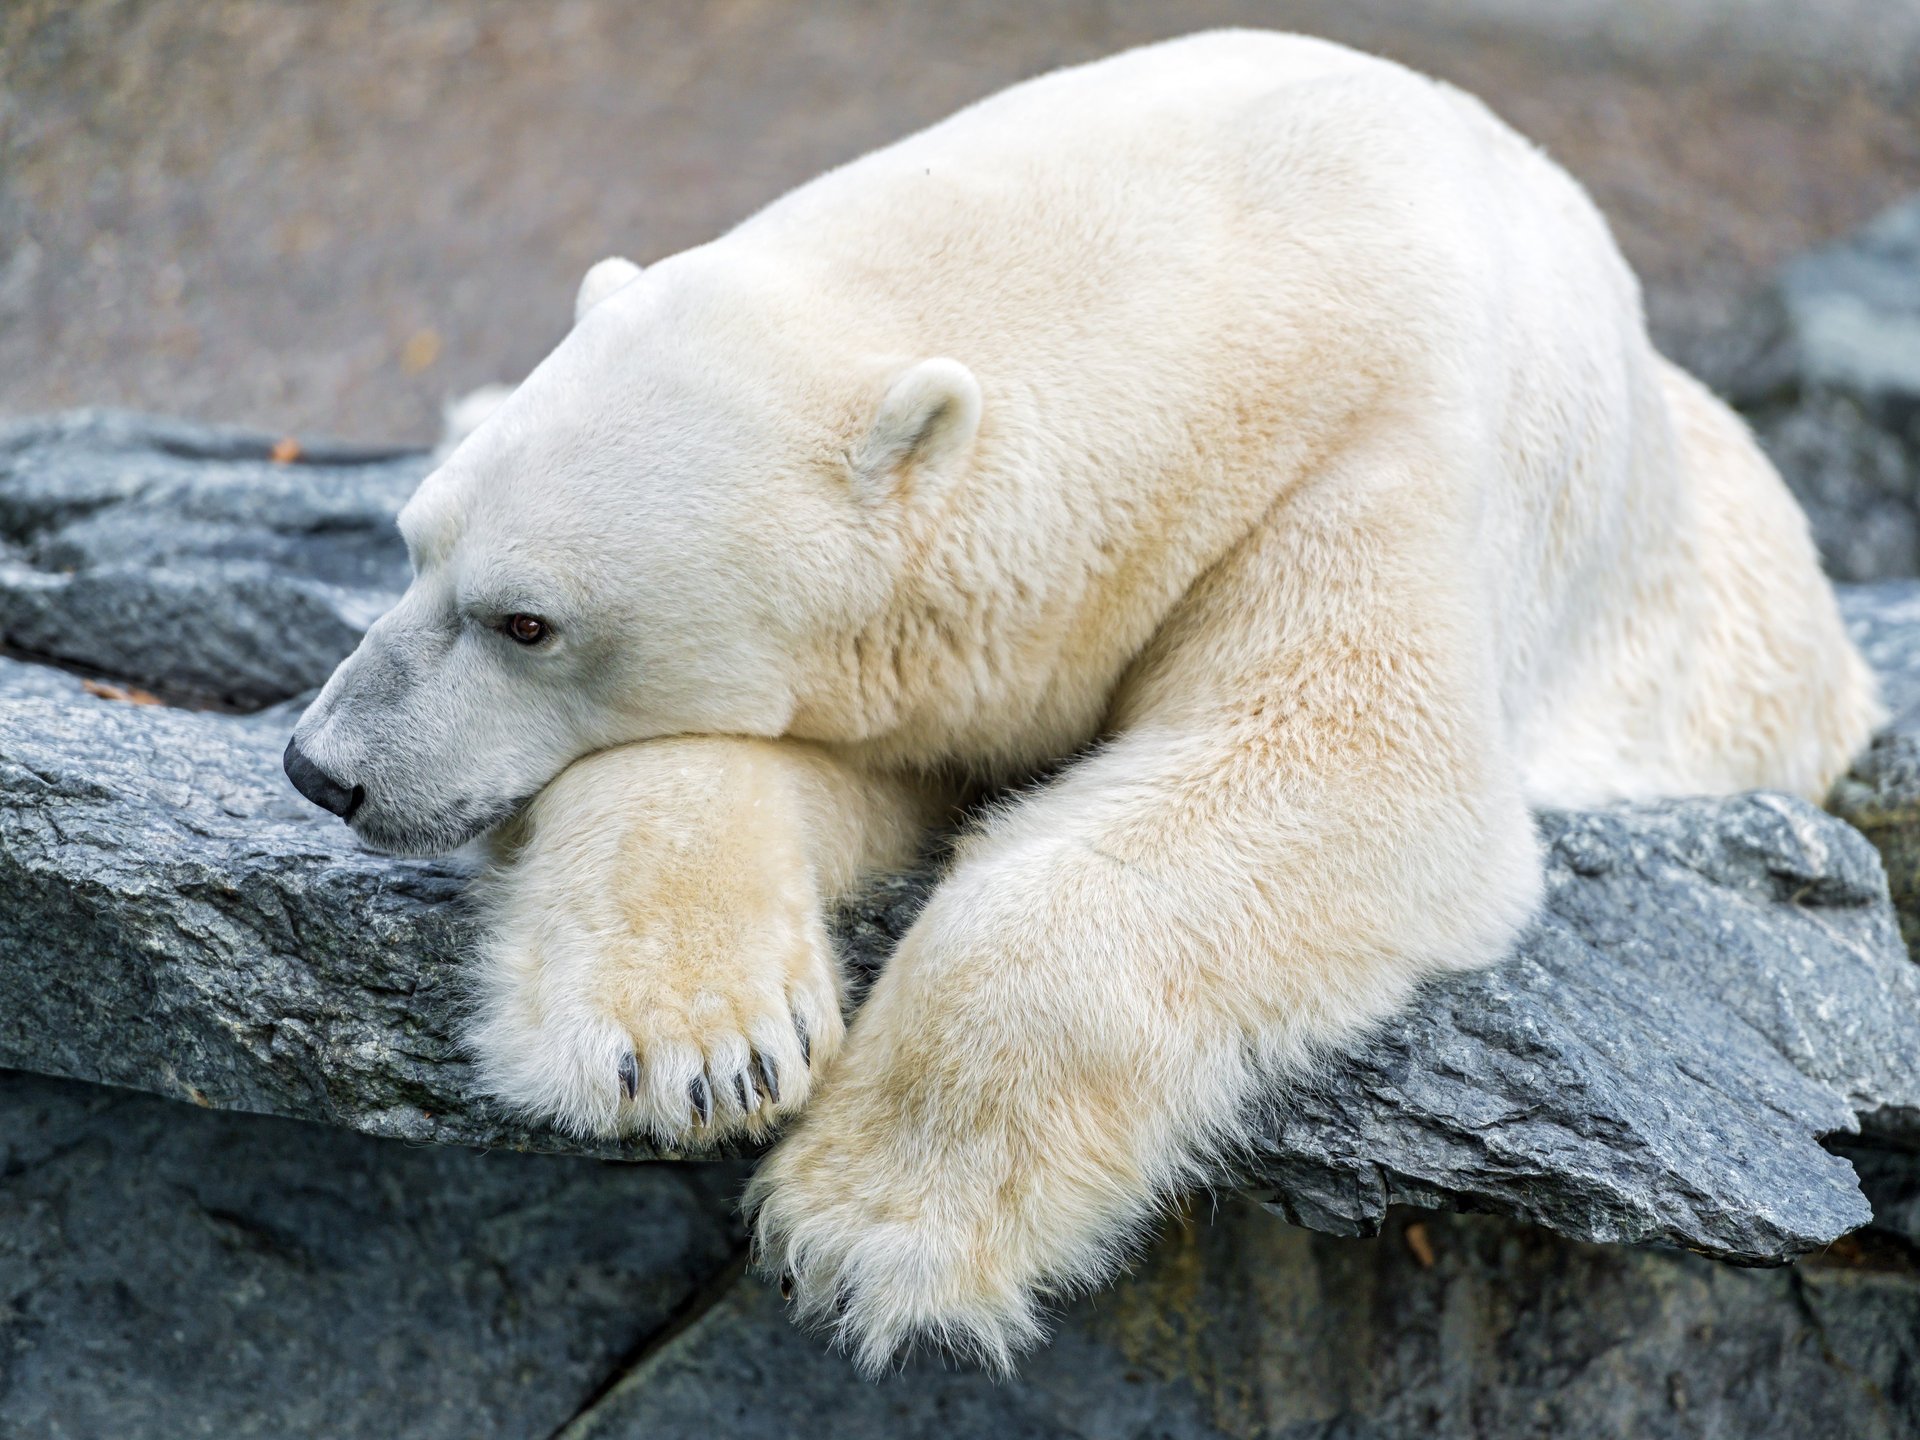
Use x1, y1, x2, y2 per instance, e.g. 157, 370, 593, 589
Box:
432, 383, 514, 464
427, 257, 643, 465
293, 31, 1881, 1372
574, 255, 644, 324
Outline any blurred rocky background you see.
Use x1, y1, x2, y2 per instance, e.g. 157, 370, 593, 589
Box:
3, 0, 1915, 445
4, 2, 1920, 1437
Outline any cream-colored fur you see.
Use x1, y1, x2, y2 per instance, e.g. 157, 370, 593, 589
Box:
469, 737, 941, 1142
290, 31, 1880, 1372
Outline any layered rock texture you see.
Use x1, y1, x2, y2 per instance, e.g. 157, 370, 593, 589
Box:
4, 410, 1920, 1437
0, 411, 419, 707
9, 1065, 1916, 1440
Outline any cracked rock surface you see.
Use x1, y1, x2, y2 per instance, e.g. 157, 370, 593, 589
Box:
2, 412, 1919, 1274
7, 1065, 1917, 1440
0, 1069, 750, 1440
557, 1190, 1920, 1440
1252, 796, 1920, 1259
0, 411, 426, 708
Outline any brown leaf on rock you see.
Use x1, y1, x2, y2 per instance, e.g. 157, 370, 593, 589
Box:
82, 679, 165, 706
1404, 1221, 1437, 1269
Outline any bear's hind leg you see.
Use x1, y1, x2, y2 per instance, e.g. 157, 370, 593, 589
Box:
748, 452, 1543, 1371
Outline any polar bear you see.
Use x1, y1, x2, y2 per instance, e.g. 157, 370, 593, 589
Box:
284, 31, 1880, 1371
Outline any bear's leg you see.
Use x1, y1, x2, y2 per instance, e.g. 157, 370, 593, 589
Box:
748, 459, 1544, 1372
467, 735, 948, 1144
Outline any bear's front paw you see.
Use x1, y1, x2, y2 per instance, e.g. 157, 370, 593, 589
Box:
463, 750, 846, 1146
469, 868, 843, 1146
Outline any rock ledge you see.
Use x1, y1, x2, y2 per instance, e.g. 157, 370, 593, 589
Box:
4, 412, 1919, 1268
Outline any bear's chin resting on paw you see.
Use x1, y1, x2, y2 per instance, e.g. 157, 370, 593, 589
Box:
288, 30, 1882, 1374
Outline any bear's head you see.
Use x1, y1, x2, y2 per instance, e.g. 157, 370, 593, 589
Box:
284, 254, 981, 854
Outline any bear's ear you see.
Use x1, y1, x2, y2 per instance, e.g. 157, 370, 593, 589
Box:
574, 256, 644, 325
853, 358, 982, 499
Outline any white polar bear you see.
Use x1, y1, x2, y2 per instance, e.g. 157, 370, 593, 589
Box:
285, 31, 1881, 1371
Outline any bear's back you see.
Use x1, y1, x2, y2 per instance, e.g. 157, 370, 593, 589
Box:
722, 28, 1639, 453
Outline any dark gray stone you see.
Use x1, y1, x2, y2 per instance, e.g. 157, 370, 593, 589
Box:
1842, 1137, 1920, 1251
558, 1199, 1920, 1440
1721, 196, 1920, 582
1251, 794, 1920, 1258
0, 663, 653, 1160
0, 410, 425, 707
0, 1067, 748, 1440
1826, 585, 1920, 955
9, 1062, 1916, 1440
1829, 722, 1920, 958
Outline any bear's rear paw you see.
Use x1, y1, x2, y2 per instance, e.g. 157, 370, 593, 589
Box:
748, 1130, 1056, 1375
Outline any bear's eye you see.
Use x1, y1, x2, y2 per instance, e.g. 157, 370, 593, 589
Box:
502, 613, 550, 646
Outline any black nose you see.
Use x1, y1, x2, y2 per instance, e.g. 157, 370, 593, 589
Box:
283, 738, 364, 820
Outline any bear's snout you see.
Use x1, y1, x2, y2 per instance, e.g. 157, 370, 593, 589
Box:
283, 737, 365, 821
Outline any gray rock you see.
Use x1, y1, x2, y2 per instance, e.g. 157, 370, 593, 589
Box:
10, 1062, 1917, 1440
6, 649, 1920, 1264
1766, 198, 1920, 410
0, 410, 425, 707
1745, 390, 1916, 582
557, 1202, 1920, 1440
1838, 744, 1920, 962
1720, 196, 1920, 581
0, 664, 636, 1160
1841, 580, 1920, 720
0, 1067, 748, 1440
1252, 794, 1920, 1258
1825, 585, 1920, 955
1842, 1137, 1920, 1251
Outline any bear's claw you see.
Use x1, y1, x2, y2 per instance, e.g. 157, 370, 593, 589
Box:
577, 993, 841, 1145
614, 1019, 826, 1137
689, 1074, 714, 1129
